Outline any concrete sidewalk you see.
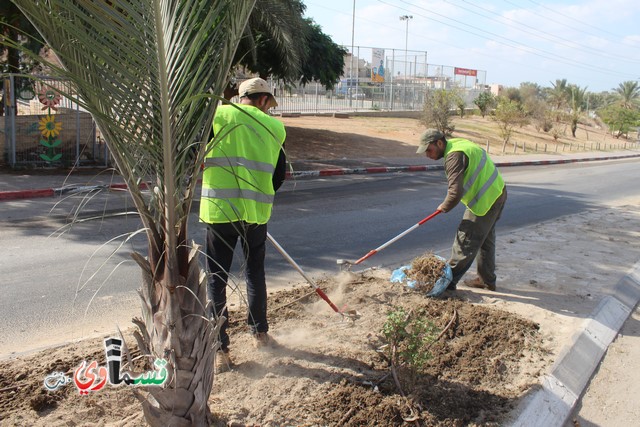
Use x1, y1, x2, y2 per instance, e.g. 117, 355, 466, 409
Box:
1, 149, 639, 201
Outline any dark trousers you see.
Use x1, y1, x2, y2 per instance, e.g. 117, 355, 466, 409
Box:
206, 222, 268, 351
449, 188, 507, 287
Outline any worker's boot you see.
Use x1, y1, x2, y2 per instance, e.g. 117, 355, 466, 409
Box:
253, 332, 274, 349
464, 277, 496, 291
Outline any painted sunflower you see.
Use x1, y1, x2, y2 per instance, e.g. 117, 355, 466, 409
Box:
38, 86, 62, 110
39, 115, 63, 139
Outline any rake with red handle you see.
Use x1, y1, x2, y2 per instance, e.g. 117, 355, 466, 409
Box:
337, 210, 442, 270
267, 233, 360, 321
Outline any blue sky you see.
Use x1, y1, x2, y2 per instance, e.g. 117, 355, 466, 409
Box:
302, 0, 640, 92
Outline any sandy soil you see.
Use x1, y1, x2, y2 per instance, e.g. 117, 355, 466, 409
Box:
1, 115, 638, 426
281, 115, 424, 161
278, 114, 625, 162
569, 305, 640, 426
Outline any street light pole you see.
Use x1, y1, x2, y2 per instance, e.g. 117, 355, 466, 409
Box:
399, 15, 412, 108
350, 0, 356, 106
399, 15, 412, 79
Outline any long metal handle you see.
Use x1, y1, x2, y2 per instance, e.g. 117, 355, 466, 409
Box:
354, 210, 441, 265
267, 232, 342, 315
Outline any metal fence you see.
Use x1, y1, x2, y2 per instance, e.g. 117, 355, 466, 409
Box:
1, 74, 109, 168
266, 80, 485, 115
1, 46, 488, 168
262, 46, 487, 114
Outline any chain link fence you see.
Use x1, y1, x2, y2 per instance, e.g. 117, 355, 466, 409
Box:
264, 46, 487, 114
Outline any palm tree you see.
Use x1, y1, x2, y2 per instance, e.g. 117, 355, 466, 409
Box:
613, 80, 640, 109
567, 85, 588, 137
237, 0, 307, 81
224, 0, 346, 98
222, 0, 306, 99
8, 1, 255, 425
547, 78, 569, 114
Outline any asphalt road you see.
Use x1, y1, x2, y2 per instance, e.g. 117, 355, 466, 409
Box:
1, 158, 639, 358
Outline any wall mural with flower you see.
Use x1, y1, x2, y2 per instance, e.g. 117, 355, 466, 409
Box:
37, 86, 63, 162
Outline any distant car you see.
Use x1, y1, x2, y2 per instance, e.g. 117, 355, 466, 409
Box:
350, 92, 365, 100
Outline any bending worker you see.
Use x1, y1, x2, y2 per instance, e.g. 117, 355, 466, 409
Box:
200, 78, 286, 372
416, 129, 507, 293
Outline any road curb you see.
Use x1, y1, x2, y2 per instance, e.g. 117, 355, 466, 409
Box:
1, 153, 639, 201
495, 153, 640, 168
287, 164, 442, 178
510, 260, 640, 426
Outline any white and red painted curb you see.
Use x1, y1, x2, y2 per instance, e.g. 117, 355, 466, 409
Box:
287, 164, 442, 178
1, 153, 639, 202
286, 153, 640, 178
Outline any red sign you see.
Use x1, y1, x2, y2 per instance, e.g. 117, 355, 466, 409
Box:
454, 67, 477, 77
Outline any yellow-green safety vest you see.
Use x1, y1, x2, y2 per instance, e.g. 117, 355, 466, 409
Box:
200, 104, 285, 224
444, 138, 505, 216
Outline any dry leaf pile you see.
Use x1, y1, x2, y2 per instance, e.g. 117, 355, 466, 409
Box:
406, 252, 447, 292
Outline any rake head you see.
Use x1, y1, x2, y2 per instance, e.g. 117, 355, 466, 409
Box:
336, 258, 354, 272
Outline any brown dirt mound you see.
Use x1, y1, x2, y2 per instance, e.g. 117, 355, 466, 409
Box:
0, 269, 548, 426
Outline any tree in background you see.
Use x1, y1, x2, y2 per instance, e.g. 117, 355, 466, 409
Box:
228, 0, 345, 97
298, 19, 346, 89
593, 81, 640, 139
492, 97, 528, 152
612, 80, 640, 110
474, 91, 495, 118
527, 98, 553, 133
567, 84, 588, 137
598, 104, 640, 138
519, 82, 543, 101
234, 0, 306, 84
422, 89, 458, 136
585, 91, 611, 112
5, 1, 254, 425
546, 79, 569, 120
454, 90, 466, 118
519, 82, 545, 120
502, 86, 522, 103
0, 1, 44, 115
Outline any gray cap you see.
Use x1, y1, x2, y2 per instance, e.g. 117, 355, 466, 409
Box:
416, 129, 445, 154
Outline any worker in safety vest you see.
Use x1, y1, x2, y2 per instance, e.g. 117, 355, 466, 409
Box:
200, 78, 286, 372
416, 129, 507, 294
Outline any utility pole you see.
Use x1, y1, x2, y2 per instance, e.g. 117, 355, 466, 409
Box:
349, 0, 356, 107
399, 15, 412, 108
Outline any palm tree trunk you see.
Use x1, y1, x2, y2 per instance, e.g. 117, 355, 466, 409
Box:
130, 245, 223, 426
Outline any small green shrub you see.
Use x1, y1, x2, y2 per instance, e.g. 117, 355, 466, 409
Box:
381, 307, 438, 370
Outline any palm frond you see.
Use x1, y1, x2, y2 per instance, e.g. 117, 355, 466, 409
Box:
14, 0, 255, 272
238, 0, 306, 80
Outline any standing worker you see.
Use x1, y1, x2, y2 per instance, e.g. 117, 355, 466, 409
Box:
416, 129, 507, 294
200, 78, 286, 373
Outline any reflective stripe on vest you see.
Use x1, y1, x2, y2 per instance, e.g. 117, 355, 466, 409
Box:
201, 187, 274, 205
205, 157, 276, 174
466, 165, 500, 210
